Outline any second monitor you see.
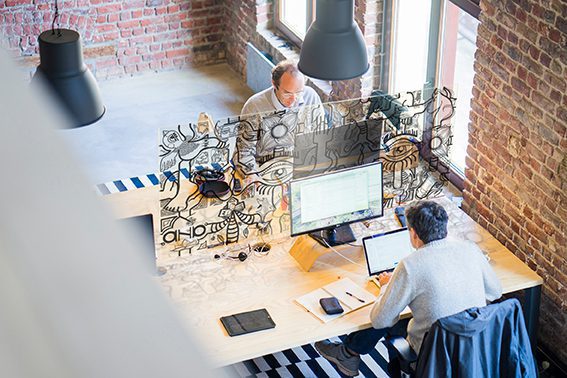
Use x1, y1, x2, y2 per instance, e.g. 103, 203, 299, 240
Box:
289, 162, 383, 247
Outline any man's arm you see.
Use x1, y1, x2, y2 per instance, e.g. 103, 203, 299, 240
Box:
370, 262, 414, 329
478, 249, 502, 302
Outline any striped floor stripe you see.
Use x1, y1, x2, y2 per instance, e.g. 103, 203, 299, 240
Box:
220, 337, 391, 378
95, 168, 210, 196
95, 172, 172, 195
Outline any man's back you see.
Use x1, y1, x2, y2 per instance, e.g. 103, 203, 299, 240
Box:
371, 238, 502, 352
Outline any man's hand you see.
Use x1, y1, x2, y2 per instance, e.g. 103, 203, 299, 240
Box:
378, 272, 393, 287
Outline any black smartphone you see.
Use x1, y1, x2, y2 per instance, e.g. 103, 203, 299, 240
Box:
220, 308, 276, 336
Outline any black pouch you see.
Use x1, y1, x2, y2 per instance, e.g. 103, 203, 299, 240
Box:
319, 297, 344, 315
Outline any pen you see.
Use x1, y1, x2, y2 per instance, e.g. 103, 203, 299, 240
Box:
345, 291, 365, 303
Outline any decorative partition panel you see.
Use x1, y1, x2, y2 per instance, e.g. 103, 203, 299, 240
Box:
159, 88, 456, 255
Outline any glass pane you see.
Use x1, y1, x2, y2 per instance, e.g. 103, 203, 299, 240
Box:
391, 0, 432, 93
280, 0, 308, 39
439, 1, 479, 174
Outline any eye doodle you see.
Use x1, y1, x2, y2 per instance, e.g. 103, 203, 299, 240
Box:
381, 134, 420, 172
257, 159, 293, 186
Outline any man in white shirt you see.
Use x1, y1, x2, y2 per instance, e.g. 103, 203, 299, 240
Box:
315, 200, 503, 377
234, 60, 324, 175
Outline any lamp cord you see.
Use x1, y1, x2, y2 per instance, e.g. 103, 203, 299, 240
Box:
51, 0, 61, 37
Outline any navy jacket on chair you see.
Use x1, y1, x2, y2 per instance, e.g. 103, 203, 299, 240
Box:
415, 298, 537, 378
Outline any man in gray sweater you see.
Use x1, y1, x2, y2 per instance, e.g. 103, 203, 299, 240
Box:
234, 60, 324, 176
315, 200, 503, 377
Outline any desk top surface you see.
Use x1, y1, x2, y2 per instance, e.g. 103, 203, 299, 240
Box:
104, 187, 542, 367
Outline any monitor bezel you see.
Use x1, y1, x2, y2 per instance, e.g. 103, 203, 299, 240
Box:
289, 161, 384, 237
362, 227, 409, 276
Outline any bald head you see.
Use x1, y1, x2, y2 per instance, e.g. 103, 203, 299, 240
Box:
271, 60, 305, 108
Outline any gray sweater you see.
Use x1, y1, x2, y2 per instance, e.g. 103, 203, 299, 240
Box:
370, 238, 502, 353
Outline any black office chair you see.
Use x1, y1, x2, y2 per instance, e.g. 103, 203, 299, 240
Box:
386, 298, 537, 378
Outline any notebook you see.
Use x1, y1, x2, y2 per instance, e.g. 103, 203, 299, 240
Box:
294, 277, 375, 323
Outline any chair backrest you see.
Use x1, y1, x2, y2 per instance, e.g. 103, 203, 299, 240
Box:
415, 298, 537, 378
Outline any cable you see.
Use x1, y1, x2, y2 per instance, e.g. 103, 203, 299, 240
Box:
321, 237, 365, 268
346, 242, 362, 247
51, 0, 61, 36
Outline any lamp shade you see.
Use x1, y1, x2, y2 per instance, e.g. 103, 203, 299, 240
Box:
33, 29, 105, 127
298, 0, 369, 81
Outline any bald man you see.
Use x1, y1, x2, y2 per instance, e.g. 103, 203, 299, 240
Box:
234, 60, 324, 175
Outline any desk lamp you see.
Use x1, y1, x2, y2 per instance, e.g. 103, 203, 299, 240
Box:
32, 0, 105, 127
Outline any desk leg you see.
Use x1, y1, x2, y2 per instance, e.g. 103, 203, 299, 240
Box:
524, 285, 541, 351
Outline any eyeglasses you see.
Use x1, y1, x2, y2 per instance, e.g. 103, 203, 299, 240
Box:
279, 89, 304, 100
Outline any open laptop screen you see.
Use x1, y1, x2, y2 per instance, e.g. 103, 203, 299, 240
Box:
363, 228, 413, 276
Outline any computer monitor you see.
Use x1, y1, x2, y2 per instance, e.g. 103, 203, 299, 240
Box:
289, 162, 383, 247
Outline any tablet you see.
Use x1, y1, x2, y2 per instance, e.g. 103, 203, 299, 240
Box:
220, 308, 276, 337
362, 228, 413, 276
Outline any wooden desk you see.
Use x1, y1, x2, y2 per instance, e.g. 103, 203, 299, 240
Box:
104, 190, 542, 368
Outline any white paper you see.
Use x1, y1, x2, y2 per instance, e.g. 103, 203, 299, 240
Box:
295, 278, 375, 323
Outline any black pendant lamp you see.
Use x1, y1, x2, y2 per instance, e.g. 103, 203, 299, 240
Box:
33, 1, 105, 127
298, 0, 369, 81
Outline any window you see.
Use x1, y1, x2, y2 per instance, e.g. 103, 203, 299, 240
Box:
438, 2, 479, 175
389, 0, 432, 93
388, 0, 480, 189
275, 0, 315, 46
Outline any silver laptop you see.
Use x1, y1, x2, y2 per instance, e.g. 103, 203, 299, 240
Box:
362, 228, 413, 286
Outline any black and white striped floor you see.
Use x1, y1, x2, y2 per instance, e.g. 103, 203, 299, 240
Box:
221, 336, 391, 378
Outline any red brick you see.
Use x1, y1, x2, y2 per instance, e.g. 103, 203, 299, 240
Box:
167, 5, 180, 13
97, 4, 121, 14
166, 48, 190, 58
5, 0, 32, 5
118, 20, 140, 29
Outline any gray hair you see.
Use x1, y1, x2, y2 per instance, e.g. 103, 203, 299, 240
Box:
405, 200, 448, 244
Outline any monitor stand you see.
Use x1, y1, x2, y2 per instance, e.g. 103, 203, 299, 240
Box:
309, 224, 356, 247
289, 230, 359, 271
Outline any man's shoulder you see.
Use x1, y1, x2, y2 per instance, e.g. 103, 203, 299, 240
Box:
242, 87, 274, 115
302, 85, 322, 105
410, 239, 481, 262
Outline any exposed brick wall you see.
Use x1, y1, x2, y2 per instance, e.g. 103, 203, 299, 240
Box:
223, 0, 262, 80
331, 0, 382, 100
0, 0, 225, 80
462, 0, 566, 364
223, 0, 384, 102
